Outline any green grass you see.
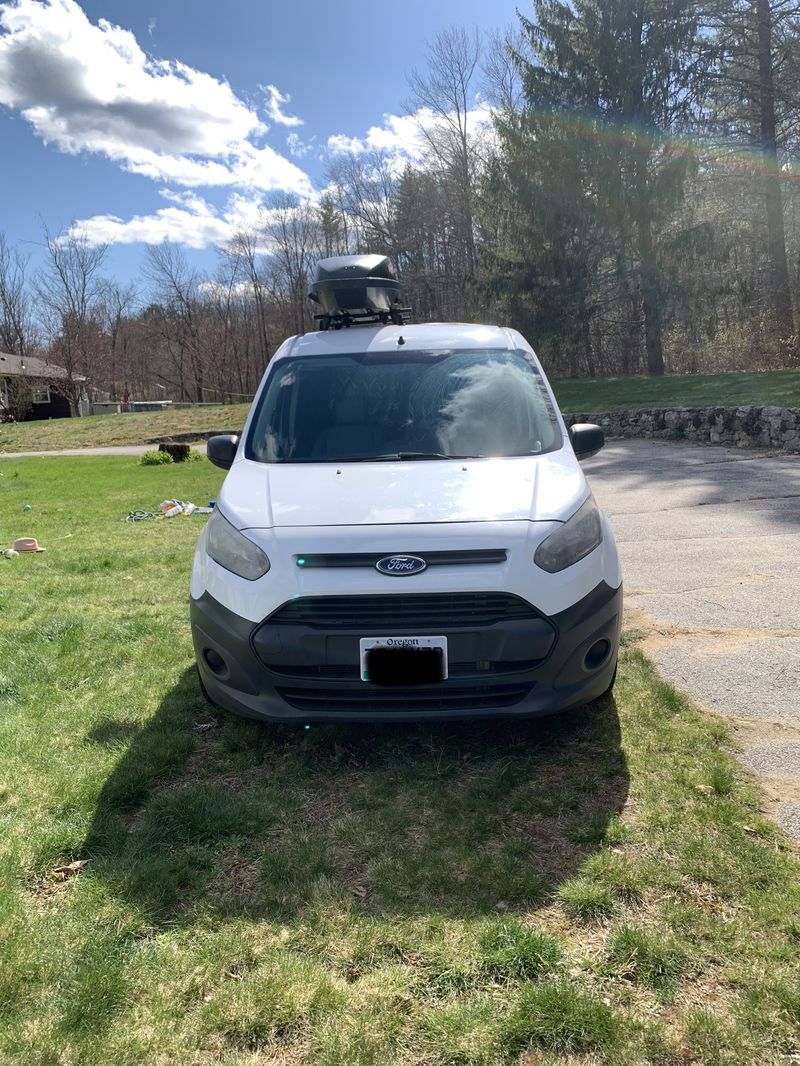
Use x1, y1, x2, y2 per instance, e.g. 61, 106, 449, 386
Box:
605, 926, 687, 994
0, 402, 250, 453
504, 981, 620, 1056
1, 455, 799, 1063
552, 367, 800, 412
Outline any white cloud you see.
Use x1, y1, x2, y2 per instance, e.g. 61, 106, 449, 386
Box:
120, 142, 312, 192
69, 189, 267, 248
366, 112, 429, 157
328, 105, 494, 165
263, 83, 302, 127
369, 105, 494, 158
327, 133, 366, 156
199, 278, 259, 299
286, 131, 314, 158
69, 189, 328, 250
0, 0, 311, 194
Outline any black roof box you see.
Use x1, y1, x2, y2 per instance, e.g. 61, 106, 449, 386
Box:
308, 254, 410, 330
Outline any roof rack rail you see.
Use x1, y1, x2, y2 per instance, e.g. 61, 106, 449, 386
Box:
308, 254, 411, 331
312, 306, 411, 331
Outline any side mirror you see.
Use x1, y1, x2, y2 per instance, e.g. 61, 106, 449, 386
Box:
570, 423, 604, 460
207, 433, 240, 470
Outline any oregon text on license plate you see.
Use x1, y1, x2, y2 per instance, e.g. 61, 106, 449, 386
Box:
359, 636, 448, 684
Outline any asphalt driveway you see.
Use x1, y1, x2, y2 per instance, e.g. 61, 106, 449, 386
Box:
587, 439, 800, 840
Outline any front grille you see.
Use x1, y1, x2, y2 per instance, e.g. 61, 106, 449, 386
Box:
276, 683, 533, 714
268, 593, 539, 630
294, 549, 507, 569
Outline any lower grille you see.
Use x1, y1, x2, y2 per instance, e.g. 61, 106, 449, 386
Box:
273, 660, 540, 680
268, 592, 540, 629
276, 683, 533, 714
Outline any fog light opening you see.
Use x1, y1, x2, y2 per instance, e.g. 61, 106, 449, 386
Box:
203, 648, 227, 677
584, 639, 611, 671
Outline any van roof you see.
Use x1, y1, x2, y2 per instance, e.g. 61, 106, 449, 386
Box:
281, 322, 517, 360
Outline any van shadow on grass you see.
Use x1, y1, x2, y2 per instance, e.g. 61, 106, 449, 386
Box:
83, 667, 629, 925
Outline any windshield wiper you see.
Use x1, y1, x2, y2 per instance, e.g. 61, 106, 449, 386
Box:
319, 452, 486, 463
375, 451, 486, 461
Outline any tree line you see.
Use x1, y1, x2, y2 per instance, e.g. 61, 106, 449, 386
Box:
2, 0, 800, 418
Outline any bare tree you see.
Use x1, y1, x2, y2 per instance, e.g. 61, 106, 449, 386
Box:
35, 227, 108, 410
144, 243, 207, 401
100, 280, 137, 399
223, 227, 272, 370
406, 26, 484, 277
317, 193, 350, 258
0, 233, 34, 356
481, 28, 526, 114
326, 150, 401, 255
260, 194, 323, 335
0, 375, 34, 423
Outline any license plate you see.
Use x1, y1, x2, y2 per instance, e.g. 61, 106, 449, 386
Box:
360, 636, 448, 685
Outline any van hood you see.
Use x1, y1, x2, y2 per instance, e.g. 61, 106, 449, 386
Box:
220, 451, 587, 529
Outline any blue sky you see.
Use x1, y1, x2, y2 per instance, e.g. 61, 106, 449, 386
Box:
0, 0, 523, 282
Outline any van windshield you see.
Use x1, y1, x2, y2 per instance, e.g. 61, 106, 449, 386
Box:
246, 348, 562, 463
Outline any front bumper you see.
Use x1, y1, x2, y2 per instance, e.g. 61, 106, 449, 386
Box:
190, 581, 622, 722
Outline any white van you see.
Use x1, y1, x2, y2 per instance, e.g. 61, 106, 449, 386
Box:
191, 255, 621, 722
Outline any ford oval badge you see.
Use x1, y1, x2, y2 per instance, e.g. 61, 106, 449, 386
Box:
376, 555, 427, 576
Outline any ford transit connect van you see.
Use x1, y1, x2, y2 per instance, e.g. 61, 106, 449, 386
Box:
191, 255, 621, 722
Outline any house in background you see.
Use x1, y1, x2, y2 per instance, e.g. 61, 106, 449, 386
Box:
0, 352, 76, 420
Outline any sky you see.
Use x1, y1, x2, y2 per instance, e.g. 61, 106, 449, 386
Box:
0, 0, 523, 283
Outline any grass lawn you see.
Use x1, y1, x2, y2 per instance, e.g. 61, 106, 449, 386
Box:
1, 456, 799, 1064
552, 368, 800, 412
0, 403, 251, 453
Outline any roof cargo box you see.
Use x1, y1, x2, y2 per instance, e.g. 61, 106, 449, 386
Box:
308, 254, 409, 329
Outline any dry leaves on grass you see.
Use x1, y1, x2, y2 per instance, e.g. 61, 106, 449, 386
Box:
52, 859, 89, 880
35, 860, 91, 903
192, 720, 219, 735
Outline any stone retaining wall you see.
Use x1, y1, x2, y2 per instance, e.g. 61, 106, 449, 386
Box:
563, 406, 800, 453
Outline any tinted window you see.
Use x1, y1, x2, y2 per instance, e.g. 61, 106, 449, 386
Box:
246, 348, 562, 463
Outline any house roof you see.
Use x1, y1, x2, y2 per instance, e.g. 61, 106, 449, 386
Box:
0, 351, 71, 380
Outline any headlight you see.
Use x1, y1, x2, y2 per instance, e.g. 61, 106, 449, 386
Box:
534, 495, 603, 573
206, 508, 270, 580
